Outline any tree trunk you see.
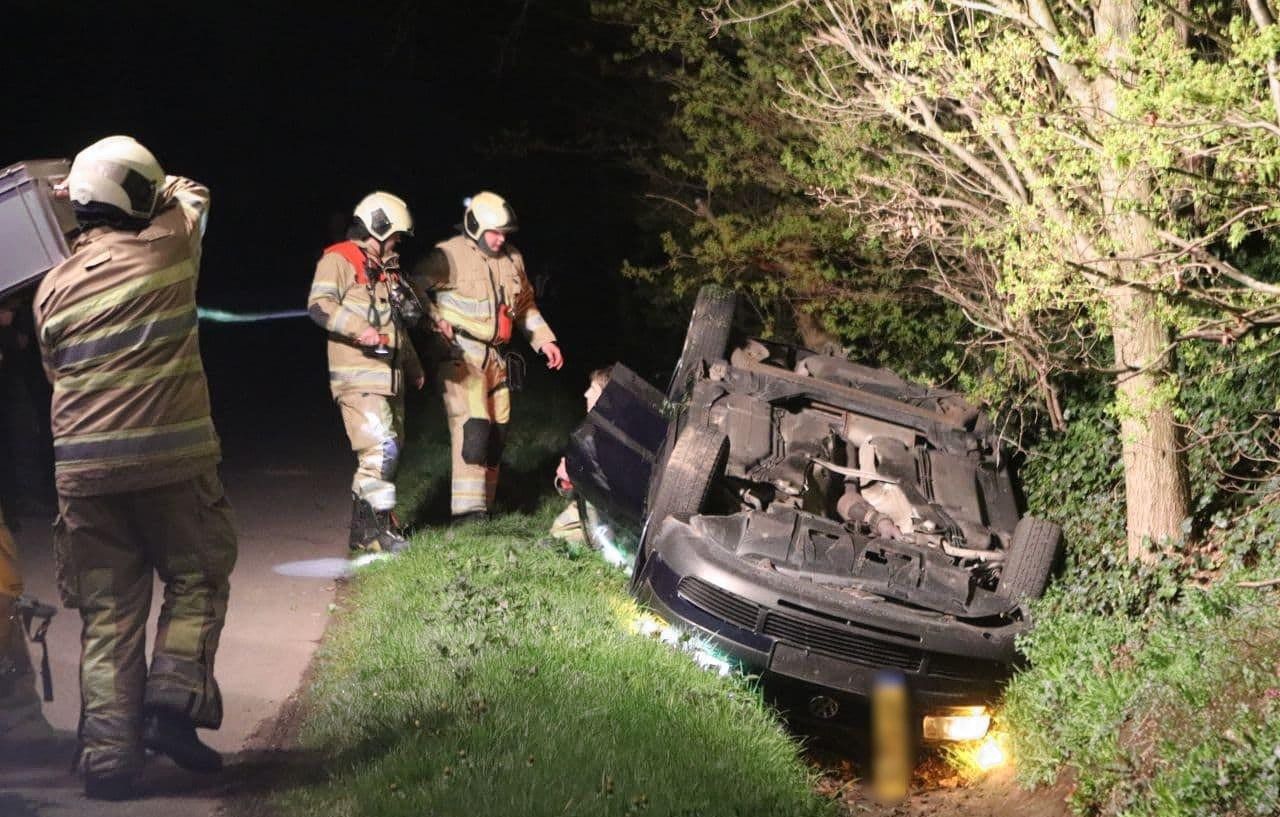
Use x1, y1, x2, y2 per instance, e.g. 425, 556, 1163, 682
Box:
1108, 285, 1190, 560
1094, 0, 1191, 560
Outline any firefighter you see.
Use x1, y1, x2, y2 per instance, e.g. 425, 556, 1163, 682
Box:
412, 192, 563, 520
308, 192, 424, 553
34, 136, 237, 799
0, 506, 52, 746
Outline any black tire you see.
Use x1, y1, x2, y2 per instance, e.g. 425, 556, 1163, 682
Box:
632, 426, 729, 586
1000, 517, 1063, 603
649, 426, 729, 521
667, 286, 738, 402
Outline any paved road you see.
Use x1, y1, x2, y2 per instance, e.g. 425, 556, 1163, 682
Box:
0, 321, 358, 816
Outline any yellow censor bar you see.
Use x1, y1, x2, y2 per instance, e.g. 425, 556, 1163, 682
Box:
871, 670, 911, 803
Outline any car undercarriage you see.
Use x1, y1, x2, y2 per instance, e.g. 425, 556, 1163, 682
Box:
565, 286, 1061, 734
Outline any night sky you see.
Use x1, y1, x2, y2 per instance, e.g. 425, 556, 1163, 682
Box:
2, 0, 658, 376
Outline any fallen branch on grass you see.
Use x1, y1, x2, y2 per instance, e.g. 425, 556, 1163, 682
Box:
1237, 577, 1280, 589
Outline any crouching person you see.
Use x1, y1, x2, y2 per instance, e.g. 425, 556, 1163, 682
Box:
35, 136, 236, 798
308, 192, 424, 554
550, 366, 612, 543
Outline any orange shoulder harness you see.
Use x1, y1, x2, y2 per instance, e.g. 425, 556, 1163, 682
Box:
323, 240, 371, 284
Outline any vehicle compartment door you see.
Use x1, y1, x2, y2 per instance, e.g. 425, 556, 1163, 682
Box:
565, 364, 668, 529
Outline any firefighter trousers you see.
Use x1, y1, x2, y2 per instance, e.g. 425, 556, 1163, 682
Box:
337, 392, 405, 512
441, 353, 510, 516
52, 470, 237, 777
0, 508, 42, 737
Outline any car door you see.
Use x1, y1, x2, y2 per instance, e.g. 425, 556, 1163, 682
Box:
564, 364, 668, 531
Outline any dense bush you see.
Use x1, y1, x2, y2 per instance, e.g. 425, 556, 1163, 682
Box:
1004, 550, 1280, 816
1004, 334, 1280, 816
594, 0, 969, 374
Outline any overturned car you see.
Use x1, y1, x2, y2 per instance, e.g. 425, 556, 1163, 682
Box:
565, 287, 1061, 739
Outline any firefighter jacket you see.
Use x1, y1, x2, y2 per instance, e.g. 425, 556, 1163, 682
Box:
411, 235, 556, 363
33, 177, 219, 498
308, 241, 423, 398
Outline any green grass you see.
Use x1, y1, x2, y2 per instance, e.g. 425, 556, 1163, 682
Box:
276, 380, 831, 817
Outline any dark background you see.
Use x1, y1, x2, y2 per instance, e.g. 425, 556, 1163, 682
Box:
0, 0, 661, 368
0, 0, 673, 516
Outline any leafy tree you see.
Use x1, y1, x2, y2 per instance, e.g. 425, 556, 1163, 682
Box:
594, 0, 967, 375
702, 0, 1280, 559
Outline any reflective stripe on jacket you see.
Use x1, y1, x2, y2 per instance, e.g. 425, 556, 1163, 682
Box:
33, 177, 220, 497
412, 235, 556, 363
307, 241, 422, 398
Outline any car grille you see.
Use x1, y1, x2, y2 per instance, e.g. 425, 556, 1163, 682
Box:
676, 576, 924, 672
762, 614, 923, 672
677, 576, 761, 630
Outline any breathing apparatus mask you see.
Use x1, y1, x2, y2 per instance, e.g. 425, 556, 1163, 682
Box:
360, 249, 426, 360
377, 250, 426, 325
387, 277, 424, 324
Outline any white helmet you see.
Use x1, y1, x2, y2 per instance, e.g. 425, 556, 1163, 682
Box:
463, 191, 518, 240
67, 135, 166, 220
354, 191, 413, 241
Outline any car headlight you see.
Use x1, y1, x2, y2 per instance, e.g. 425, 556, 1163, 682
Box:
922, 706, 991, 742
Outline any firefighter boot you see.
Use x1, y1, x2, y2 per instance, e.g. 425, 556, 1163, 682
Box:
143, 711, 222, 772
373, 509, 410, 554
83, 769, 138, 801
348, 495, 380, 553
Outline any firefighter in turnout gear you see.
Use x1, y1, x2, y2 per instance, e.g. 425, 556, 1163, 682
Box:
33, 136, 237, 799
308, 191, 424, 553
0, 505, 54, 748
411, 192, 563, 519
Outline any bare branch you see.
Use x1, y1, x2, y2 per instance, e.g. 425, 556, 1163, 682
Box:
705, 0, 805, 35
1157, 229, 1280, 296
1238, 577, 1280, 588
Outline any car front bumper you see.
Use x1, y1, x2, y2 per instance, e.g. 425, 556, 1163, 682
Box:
633, 518, 1023, 713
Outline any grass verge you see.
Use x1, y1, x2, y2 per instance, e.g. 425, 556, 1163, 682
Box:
275, 380, 831, 817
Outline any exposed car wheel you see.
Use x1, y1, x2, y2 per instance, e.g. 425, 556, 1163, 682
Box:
633, 426, 729, 586
1000, 517, 1063, 603
667, 286, 738, 403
